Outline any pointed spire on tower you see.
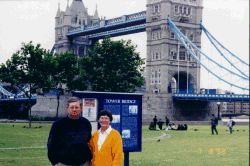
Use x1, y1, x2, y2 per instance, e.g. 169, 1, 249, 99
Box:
93, 3, 99, 22
56, 1, 61, 18
65, 0, 71, 15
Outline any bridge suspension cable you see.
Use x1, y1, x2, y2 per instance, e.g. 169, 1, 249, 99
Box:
167, 17, 249, 91
200, 23, 249, 78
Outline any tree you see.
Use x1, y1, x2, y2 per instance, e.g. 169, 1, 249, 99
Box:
78, 37, 145, 92
0, 41, 53, 128
50, 51, 87, 118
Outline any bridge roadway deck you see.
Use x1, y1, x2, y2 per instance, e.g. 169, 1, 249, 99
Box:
67, 18, 146, 38
0, 93, 249, 102
0, 97, 36, 103
66, 11, 146, 39
173, 93, 249, 102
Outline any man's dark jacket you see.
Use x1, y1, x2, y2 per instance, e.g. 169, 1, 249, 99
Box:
47, 116, 92, 165
211, 117, 218, 125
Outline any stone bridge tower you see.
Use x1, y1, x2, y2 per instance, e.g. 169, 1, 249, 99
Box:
54, 0, 99, 58
143, 0, 208, 123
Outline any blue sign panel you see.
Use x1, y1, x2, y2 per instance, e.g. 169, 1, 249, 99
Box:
72, 91, 142, 152
103, 99, 139, 150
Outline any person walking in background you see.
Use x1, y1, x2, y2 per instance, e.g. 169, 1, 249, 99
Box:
153, 116, 157, 130
89, 110, 123, 166
47, 97, 92, 166
165, 117, 170, 127
227, 116, 235, 134
211, 114, 218, 135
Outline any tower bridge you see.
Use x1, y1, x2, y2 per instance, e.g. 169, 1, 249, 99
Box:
0, 0, 249, 122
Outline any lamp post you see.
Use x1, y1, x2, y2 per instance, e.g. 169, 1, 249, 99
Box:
217, 102, 221, 120
9, 96, 14, 119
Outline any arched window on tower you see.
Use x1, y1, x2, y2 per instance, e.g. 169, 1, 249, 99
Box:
179, 51, 185, 60
170, 51, 177, 60
155, 52, 158, 60
154, 5, 159, 13
190, 34, 194, 41
175, 5, 178, 13
183, 7, 186, 14
179, 6, 182, 13
155, 71, 158, 83
188, 7, 191, 15
171, 32, 175, 39
187, 53, 191, 61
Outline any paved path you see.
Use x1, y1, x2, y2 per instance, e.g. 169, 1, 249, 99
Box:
0, 134, 171, 150
142, 133, 171, 141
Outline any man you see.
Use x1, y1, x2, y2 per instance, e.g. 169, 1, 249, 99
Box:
47, 97, 92, 166
211, 114, 218, 135
165, 117, 170, 127
227, 116, 234, 135
157, 119, 165, 130
153, 116, 157, 130
89, 110, 123, 166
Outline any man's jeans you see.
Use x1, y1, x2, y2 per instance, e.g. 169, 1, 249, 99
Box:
211, 125, 218, 134
229, 127, 232, 134
55, 161, 90, 166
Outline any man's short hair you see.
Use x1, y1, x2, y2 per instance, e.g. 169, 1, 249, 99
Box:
97, 110, 113, 122
67, 97, 82, 106
212, 114, 214, 116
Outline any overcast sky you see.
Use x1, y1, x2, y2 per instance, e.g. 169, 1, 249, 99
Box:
0, 0, 249, 94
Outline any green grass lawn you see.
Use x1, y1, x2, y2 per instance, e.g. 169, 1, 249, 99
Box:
0, 123, 249, 166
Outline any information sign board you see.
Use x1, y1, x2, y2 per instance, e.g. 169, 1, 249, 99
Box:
82, 98, 98, 122
103, 99, 139, 150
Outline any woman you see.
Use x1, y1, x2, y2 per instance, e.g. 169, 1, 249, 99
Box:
165, 117, 170, 127
89, 110, 123, 166
171, 123, 176, 130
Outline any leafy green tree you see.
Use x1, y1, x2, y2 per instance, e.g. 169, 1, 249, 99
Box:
50, 51, 87, 118
0, 41, 53, 128
78, 37, 145, 92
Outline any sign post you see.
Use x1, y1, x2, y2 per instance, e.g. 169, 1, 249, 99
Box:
124, 152, 129, 166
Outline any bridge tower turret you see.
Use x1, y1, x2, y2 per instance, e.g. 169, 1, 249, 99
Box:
55, 2, 61, 44
92, 4, 99, 23
55, 1, 72, 54
144, 0, 205, 122
54, 0, 98, 57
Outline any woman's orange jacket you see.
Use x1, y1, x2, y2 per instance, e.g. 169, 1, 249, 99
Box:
89, 129, 123, 166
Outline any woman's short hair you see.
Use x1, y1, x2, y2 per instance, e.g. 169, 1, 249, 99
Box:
97, 110, 113, 122
67, 97, 82, 106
